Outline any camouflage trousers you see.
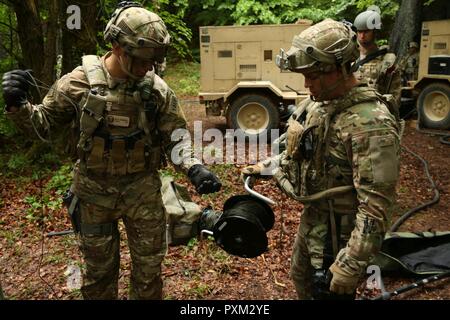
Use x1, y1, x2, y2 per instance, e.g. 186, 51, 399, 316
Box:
0, 281, 4, 300
78, 180, 166, 300
290, 205, 355, 299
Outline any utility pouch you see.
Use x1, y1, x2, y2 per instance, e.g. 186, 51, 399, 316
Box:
108, 139, 127, 175
127, 139, 146, 173
63, 189, 81, 234
286, 117, 304, 159
79, 90, 106, 139
86, 136, 107, 175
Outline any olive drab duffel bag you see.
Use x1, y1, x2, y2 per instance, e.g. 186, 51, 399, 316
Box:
161, 175, 202, 246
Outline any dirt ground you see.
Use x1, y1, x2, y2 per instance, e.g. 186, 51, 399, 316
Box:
0, 98, 449, 300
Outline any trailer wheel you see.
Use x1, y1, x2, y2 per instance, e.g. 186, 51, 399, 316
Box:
227, 94, 279, 140
417, 83, 450, 129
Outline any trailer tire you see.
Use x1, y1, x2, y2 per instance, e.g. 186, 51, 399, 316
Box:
417, 83, 450, 129
227, 94, 280, 141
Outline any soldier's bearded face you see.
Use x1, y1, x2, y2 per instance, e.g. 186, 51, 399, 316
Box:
357, 30, 375, 46
302, 70, 341, 100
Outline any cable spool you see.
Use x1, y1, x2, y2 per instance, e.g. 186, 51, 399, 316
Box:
212, 195, 275, 258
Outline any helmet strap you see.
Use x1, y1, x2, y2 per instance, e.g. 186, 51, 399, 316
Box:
117, 54, 140, 80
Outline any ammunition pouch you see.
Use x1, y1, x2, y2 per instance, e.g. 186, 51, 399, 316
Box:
85, 130, 153, 176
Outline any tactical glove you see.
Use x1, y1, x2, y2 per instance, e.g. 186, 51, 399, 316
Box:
2, 69, 33, 110
240, 161, 273, 185
328, 261, 359, 296
188, 164, 222, 194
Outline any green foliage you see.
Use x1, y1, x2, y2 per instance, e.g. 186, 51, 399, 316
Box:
0, 113, 17, 137
24, 191, 62, 221
149, 0, 192, 59
45, 164, 73, 195
186, 237, 199, 250
164, 61, 200, 96
23, 195, 44, 221
7, 154, 29, 172
159, 166, 184, 180
198, 0, 399, 32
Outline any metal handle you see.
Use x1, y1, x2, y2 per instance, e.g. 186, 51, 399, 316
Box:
245, 177, 276, 206
200, 229, 214, 240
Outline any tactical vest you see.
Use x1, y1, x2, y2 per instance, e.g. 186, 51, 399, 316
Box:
354, 50, 396, 94
275, 86, 399, 210
77, 55, 161, 176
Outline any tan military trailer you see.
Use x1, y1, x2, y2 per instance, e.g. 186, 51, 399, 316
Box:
403, 19, 450, 129
198, 22, 312, 138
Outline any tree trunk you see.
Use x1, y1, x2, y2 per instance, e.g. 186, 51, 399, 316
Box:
9, 0, 59, 98
11, 1, 45, 80
42, 0, 59, 87
61, 0, 99, 75
390, 0, 450, 60
389, 0, 422, 59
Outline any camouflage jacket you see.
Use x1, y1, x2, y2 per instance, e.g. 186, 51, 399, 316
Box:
273, 85, 401, 276
354, 47, 402, 110
6, 53, 200, 208
399, 52, 419, 81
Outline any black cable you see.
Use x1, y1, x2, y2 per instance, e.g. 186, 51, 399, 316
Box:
417, 126, 450, 146
389, 105, 448, 231
372, 271, 450, 300
439, 134, 450, 145
390, 144, 440, 232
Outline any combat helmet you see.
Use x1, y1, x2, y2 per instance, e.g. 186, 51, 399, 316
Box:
409, 41, 419, 49
353, 7, 382, 31
276, 19, 359, 74
104, 1, 170, 64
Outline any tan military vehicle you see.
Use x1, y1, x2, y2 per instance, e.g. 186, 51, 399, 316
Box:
403, 19, 450, 129
198, 22, 312, 138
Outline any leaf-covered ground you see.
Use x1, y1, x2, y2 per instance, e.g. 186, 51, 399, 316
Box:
0, 100, 449, 300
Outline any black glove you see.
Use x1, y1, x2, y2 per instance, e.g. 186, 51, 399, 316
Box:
188, 164, 222, 194
2, 69, 33, 109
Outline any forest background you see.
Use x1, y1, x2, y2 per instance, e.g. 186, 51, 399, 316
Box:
1, 0, 450, 300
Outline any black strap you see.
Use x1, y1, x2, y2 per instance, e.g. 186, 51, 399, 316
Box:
94, 130, 145, 150
351, 48, 388, 73
80, 221, 117, 236
323, 213, 342, 270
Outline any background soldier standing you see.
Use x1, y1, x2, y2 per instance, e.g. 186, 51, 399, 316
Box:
1, 2, 221, 300
399, 41, 420, 85
352, 8, 402, 114
243, 18, 401, 299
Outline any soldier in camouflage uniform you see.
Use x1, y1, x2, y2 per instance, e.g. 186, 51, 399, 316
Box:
1, 2, 221, 300
399, 42, 420, 85
243, 19, 400, 299
352, 9, 402, 114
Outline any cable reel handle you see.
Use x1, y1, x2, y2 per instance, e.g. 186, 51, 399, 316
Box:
244, 176, 276, 206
